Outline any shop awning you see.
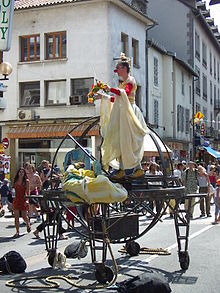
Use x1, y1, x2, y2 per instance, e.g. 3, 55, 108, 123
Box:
144, 132, 172, 157
7, 124, 100, 139
203, 146, 220, 159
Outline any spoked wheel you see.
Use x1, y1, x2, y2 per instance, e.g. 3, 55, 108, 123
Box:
179, 251, 190, 270
126, 241, 140, 256
95, 265, 114, 284
48, 250, 57, 267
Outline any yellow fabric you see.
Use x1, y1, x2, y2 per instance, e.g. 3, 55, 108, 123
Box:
62, 165, 127, 204
101, 89, 149, 170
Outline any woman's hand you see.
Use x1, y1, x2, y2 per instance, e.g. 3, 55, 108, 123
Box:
103, 84, 110, 92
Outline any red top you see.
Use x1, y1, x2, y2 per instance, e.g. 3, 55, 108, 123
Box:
209, 175, 216, 184
110, 83, 133, 102
13, 182, 28, 211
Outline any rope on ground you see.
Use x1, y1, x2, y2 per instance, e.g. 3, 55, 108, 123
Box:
118, 246, 171, 255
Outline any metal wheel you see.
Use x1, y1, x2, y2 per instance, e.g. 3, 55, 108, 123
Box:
179, 251, 190, 270
126, 241, 140, 256
95, 265, 114, 284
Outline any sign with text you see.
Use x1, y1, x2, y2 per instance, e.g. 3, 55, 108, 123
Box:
2, 137, 9, 149
0, 0, 14, 51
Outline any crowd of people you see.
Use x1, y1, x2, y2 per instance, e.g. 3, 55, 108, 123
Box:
142, 159, 220, 223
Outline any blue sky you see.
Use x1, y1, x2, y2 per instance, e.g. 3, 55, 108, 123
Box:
205, 0, 220, 28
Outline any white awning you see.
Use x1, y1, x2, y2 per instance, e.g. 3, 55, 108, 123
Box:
144, 132, 172, 157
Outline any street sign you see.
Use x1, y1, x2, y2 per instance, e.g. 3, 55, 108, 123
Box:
0, 0, 15, 51
2, 137, 9, 149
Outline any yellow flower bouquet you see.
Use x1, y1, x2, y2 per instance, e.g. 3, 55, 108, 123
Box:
88, 81, 108, 103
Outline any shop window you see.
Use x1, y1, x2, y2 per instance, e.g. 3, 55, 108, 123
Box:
70, 78, 94, 104
45, 80, 66, 105
20, 81, 40, 107
132, 38, 139, 66
45, 31, 66, 60
20, 34, 40, 62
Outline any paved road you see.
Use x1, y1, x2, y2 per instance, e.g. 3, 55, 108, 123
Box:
0, 202, 219, 292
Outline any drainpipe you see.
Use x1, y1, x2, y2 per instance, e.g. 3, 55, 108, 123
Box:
145, 23, 157, 122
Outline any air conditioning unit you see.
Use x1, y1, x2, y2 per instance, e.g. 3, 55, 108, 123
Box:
17, 109, 34, 121
69, 95, 83, 105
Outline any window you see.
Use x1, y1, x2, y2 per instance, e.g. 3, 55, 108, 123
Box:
218, 61, 219, 83
202, 41, 207, 68
185, 108, 190, 134
153, 99, 159, 126
45, 80, 66, 105
214, 56, 216, 79
189, 85, 192, 104
20, 34, 40, 62
70, 78, 94, 104
177, 105, 184, 132
195, 66, 200, 95
210, 51, 212, 75
121, 33, 128, 56
214, 84, 216, 106
196, 102, 200, 113
210, 81, 213, 105
45, 31, 66, 60
202, 73, 207, 100
153, 57, 159, 87
181, 71, 185, 95
132, 38, 139, 66
20, 82, 40, 107
203, 107, 207, 120
195, 31, 200, 60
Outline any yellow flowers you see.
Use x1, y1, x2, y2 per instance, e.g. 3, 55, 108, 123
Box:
88, 81, 107, 103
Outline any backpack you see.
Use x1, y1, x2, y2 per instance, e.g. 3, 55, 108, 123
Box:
117, 272, 171, 293
0, 251, 27, 274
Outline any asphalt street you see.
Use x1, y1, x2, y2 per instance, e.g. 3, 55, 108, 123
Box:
0, 202, 219, 293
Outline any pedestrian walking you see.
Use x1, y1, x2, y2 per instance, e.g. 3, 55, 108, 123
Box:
182, 161, 198, 219
198, 166, 211, 217
25, 163, 42, 219
0, 178, 9, 207
213, 179, 220, 224
12, 167, 31, 238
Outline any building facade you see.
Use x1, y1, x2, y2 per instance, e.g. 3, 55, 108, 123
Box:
148, 0, 220, 158
1, 0, 154, 177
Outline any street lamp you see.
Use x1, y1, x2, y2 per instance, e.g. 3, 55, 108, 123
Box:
0, 62, 12, 80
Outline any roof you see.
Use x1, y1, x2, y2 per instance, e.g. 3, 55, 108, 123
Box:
14, 0, 80, 10
14, 0, 156, 26
7, 123, 99, 139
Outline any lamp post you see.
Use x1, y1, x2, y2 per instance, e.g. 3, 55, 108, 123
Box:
0, 62, 12, 80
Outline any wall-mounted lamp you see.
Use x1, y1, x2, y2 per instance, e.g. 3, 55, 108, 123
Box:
0, 62, 12, 80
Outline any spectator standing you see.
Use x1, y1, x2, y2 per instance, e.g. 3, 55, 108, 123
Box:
198, 166, 211, 217
25, 163, 42, 219
40, 161, 51, 190
0, 178, 9, 207
209, 165, 217, 204
12, 167, 31, 238
169, 163, 183, 217
182, 161, 198, 219
213, 179, 220, 224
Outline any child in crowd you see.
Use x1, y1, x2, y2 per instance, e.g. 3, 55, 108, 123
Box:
213, 179, 220, 224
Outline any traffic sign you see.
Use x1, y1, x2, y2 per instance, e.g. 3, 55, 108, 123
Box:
2, 137, 9, 149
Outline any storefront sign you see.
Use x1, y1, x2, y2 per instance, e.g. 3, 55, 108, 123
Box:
0, 0, 15, 51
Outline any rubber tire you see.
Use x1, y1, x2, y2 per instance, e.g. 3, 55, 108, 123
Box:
126, 241, 140, 256
179, 251, 190, 270
48, 251, 56, 267
95, 266, 114, 284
